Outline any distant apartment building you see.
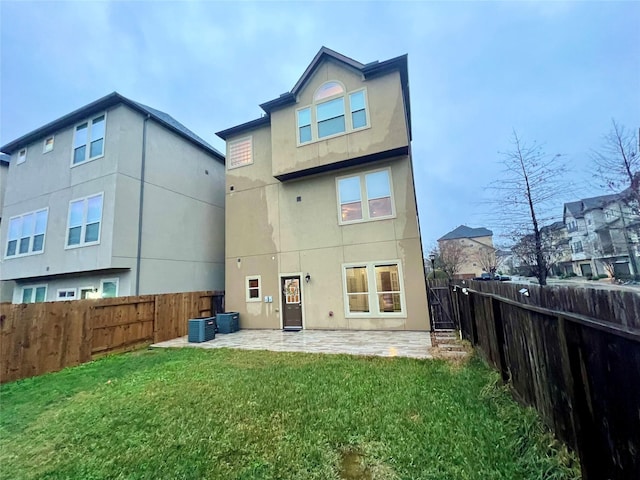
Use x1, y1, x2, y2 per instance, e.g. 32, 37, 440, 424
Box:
563, 192, 640, 277
0, 93, 226, 303
437, 225, 494, 279
216, 47, 430, 331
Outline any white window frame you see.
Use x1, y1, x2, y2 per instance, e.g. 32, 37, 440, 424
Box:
21, 284, 48, 303
100, 278, 119, 298
336, 167, 395, 225
65, 193, 104, 249
296, 83, 370, 146
245, 275, 262, 302
43, 135, 55, 153
342, 260, 406, 318
4, 208, 49, 259
79, 286, 98, 299
71, 112, 107, 167
56, 288, 77, 301
227, 136, 253, 170
17, 148, 27, 165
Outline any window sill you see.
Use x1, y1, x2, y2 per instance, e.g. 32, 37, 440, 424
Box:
339, 214, 396, 226
296, 124, 371, 148
345, 313, 407, 319
65, 241, 101, 250
70, 154, 104, 168
4, 250, 45, 260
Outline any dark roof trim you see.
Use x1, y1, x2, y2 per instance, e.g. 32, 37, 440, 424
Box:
1, 92, 224, 163
289, 47, 364, 96
5, 267, 131, 283
215, 115, 271, 140
259, 93, 296, 113
274, 146, 408, 182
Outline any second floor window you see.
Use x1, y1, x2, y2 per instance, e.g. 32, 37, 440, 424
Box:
572, 241, 583, 254
67, 193, 103, 247
5, 209, 48, 258
337, 168, 394, 224
228, 136, 253, 169
73, 114, 105, 165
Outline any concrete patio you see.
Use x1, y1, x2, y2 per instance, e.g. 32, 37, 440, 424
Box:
152, 329, 435, 359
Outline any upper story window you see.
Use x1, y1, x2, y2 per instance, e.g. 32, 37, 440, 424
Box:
73, 114, 106, 165
566, 220, 578, 232
336, 168, 394, 224
228, 136, 253, 169
17, 148, 27, 165
572, 241, 583, 254
66, 193, 103, 248
297, 82, 369, 145
5, 208, 48, 258
43, 136, 54, 153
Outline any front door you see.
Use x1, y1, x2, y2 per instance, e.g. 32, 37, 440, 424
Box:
281, 276, 303, 330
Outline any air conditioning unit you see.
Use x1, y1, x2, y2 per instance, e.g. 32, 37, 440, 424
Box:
216, 312, 240, 334
188, 317, 216, 343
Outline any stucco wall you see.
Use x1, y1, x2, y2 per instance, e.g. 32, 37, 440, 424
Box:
270, 60, 408, 178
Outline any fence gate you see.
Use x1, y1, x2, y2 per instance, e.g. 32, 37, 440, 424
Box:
427, 283, 457, 331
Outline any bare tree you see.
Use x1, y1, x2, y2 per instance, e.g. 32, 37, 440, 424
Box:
487, 131, 567, 286
436, 241, 467, 279
473, 245, 503, 275
592, 120, 639, 205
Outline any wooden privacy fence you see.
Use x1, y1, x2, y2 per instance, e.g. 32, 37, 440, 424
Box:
428, 279, 640, 480
0, 290, 224, 384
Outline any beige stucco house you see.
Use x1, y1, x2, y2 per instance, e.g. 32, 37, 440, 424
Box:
438, 225, 495, 279
0, 93, 225, 303
216, 47, 429, 331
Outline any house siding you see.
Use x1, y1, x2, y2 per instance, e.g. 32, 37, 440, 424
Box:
222, 52, 429, 331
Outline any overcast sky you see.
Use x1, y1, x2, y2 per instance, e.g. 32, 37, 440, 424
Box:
1, 1, 638, 249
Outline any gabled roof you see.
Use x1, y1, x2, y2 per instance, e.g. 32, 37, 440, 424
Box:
1, 92, 224, 163
438, 225, 493, 241
563, 193, 620, 220
216, 47, 412, 140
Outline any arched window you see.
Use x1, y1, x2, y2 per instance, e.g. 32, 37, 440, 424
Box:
314, 81, 344, 101
297, 81, 369, 145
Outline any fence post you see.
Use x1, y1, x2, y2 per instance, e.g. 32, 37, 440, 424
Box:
468, 292, 478, 345
153, 296, 159, 343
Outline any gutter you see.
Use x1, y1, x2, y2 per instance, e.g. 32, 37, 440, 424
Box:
135, 114, 150, 295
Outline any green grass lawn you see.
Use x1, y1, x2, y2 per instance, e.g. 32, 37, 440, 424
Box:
0, 348, 579, 480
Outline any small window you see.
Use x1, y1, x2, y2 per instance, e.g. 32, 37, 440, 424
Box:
73, 114, 106, 165
349, 90, 367, 129
337, 168, 394, 225
66, 193, 103, 247
79, 287, 97, 299
5, 209, 48, 258
101, 278, 118, 298
228, 136, 253, 169
17, 148, 27, 165
57, 288, 77, 301
43, 136, 54, 153
297, 108, 312, 144
246, 275, 261, 302
22, 285, 47, 303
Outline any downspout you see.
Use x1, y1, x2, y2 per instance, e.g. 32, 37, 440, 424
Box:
135, 114, 151, 295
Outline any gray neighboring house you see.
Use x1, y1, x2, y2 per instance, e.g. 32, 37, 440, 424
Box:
0, 153, 14, 301
563, 193, 640, 277
0, 93, 226, 303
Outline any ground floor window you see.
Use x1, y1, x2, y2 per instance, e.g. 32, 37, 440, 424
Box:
246, 275, 261, 302
22, 285, 47, 303
101, 278, 118, 298
343, 261, 405, 317
57, 288, 77, 301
